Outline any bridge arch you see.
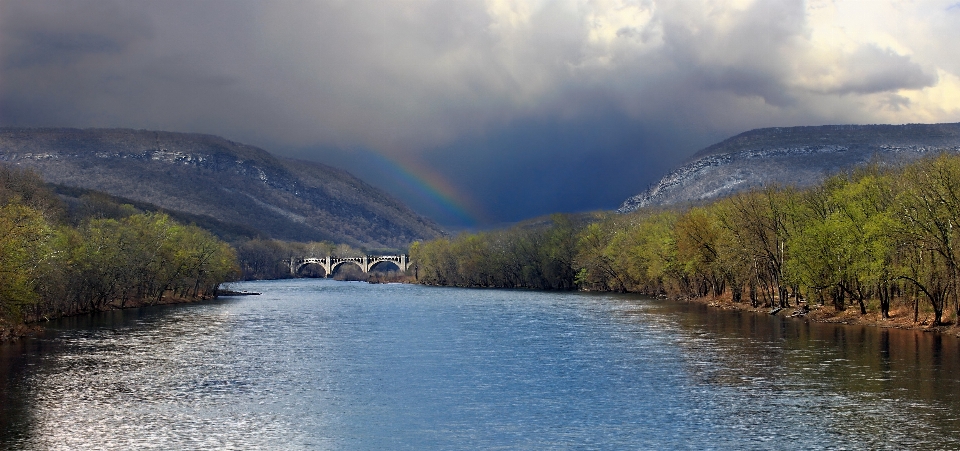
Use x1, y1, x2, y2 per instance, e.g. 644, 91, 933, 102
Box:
369, 260, 403, 273
330, 260, 363, 275
296, 262, 327, 278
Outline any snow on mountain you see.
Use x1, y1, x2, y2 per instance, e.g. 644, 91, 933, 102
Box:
618, 123, 960, 213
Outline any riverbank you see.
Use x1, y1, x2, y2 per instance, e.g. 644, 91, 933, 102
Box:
8, 278, 957, 343
685, 294, 960, 337
0, 322, 42, 343
0, 292, 231, 344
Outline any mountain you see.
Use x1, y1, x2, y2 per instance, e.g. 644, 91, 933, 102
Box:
618, 123, 960, 213
0, 128, 444, 249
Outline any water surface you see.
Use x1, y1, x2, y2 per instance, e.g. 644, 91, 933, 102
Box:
2, 279, 960, 449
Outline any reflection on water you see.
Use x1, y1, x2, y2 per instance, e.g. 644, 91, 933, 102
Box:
2, 279, 960, 449
649, 302, 960, 449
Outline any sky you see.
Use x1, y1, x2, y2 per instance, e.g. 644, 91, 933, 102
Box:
2, 0, 960, 228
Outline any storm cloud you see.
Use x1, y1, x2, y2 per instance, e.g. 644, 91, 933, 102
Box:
2, 0, 959, 227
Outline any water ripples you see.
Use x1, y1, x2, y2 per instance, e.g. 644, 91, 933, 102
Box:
2, 280, 960, 449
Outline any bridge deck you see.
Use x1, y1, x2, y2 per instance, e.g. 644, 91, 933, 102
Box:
289, 255, 409, 276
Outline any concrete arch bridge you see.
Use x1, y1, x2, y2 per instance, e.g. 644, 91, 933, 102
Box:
290, 255, 409, 277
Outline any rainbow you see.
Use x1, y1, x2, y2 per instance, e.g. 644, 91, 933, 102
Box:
369, 152, 487, 226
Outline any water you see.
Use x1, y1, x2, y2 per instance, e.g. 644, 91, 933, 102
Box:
3, 279, 960, 449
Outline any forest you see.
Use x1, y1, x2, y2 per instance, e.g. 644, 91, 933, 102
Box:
0, 165, 238, 333
411, 153, 960, 326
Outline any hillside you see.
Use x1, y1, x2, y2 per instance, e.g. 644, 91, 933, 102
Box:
618, 123, 960, 212
0, 128, 443, 249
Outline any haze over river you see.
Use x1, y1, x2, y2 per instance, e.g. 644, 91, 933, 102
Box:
3, 279, 960, 449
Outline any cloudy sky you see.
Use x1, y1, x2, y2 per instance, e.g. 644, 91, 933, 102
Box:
2, 0, 960, 227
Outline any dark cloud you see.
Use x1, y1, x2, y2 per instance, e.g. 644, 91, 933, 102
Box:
2, 0, 151, 68
318, 103, 717, 226
1, 0, 957, 227
433, 114, 696, 224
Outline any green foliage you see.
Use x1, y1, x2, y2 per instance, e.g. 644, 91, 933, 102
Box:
410, 152, 960, 324
675, 207, 727, 297
0, 203, 50, 320
0, 163, 240, 325
46, 212, 240, 314
576, 211, 680, 294
894, 155, 960, 324
411, 215, 580, 290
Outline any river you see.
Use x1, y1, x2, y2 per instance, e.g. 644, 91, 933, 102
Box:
2, 279, 960, 449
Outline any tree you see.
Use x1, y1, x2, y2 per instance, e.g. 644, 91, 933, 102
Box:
894, 155, 960, 325
0, 165, 64, 222
717, 188, 796, 308
675, 207, 725, 297
576, 219, 628, 292
0, 203, 50, 321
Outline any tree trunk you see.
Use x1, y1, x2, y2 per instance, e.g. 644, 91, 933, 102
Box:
879, 283, 890, 319
832, 285, 845, 311
914, 296, 919, 323
731, 282, 743, 303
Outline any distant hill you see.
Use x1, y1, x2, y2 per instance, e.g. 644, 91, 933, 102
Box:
50, 183, 269, 243
0, 128, 444, 249
618, 123, 960, 212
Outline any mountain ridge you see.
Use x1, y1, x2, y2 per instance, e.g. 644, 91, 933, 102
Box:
619, 122, 960, 213
688, 123, 960, 161
0, 127, 443, 249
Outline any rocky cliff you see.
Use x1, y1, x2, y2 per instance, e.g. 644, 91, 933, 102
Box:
618, 123, 960, 213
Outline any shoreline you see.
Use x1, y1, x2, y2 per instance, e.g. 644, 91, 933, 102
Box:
7, 279, 959, 342
679, 294, 960, 337
0, 293, 229, 344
